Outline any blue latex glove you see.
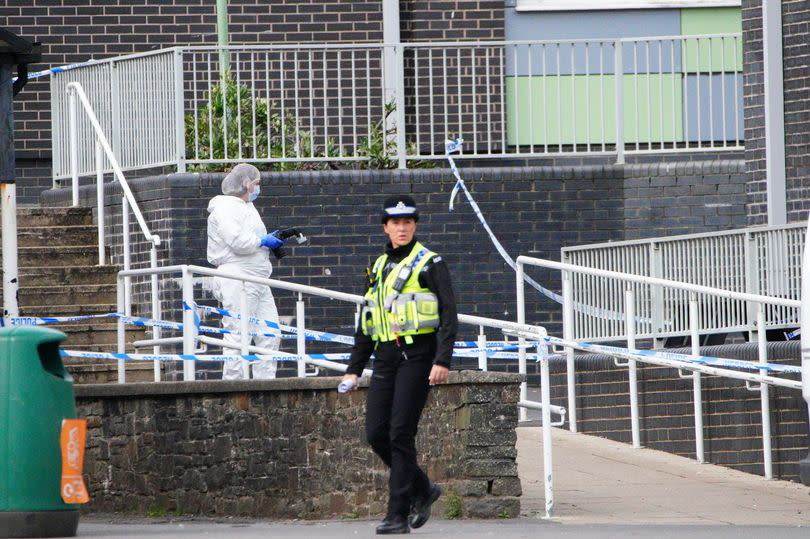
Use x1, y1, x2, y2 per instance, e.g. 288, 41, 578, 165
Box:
260, 231, 284, 250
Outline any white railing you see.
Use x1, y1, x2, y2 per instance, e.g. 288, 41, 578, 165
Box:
65, 82, 162, 365
561, 222, 806, 342
112, 263, 564, 518
50, 34, 742, 177
516, 254, 804, 494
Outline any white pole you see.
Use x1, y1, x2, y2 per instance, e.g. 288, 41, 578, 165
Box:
762, 0, 787, 225
116, 274, 126, 383
689, 294, 705, 464
150, 246, 161, 381
562, 271, 577, 432
516, 261, 528, 422
69, 88, 79, 207
540, 351, 554, 519
626, 288, 641, 448
757, 303, 773, 479
181, 266, 196, 380
95, 139, 105, 266
122, 196, 132, 316
240, 283, 249, 378
296, 293, 306, 378
477, 325, 487, 371
1, 182, 19, 319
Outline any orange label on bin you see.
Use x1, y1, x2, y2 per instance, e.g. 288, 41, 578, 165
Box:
60, 419, 90, 504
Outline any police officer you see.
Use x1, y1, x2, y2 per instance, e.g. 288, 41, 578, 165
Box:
341, 195, 458, 535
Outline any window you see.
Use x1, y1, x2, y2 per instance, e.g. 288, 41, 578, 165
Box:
515, 1, 741, 11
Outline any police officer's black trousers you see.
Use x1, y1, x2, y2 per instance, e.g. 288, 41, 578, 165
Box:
365, 338, 435, 518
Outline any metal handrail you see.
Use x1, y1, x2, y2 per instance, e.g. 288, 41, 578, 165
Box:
516, 253, 805, 490
67, 81, 162, 365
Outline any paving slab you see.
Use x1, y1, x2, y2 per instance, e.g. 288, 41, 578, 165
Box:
517, 426, 810, 526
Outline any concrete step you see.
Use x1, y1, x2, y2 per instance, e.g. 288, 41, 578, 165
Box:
17, 266, 120, 287
18, 303, 117, 317
13, 207, 94, 228
15, 284, 117, 308
42, 322, 146, 346
0, 245, 100, 268
16, 225, 100, 248
63, 360, 160, 384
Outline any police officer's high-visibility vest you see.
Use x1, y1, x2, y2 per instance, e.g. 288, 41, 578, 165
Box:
360, 242, 440, 343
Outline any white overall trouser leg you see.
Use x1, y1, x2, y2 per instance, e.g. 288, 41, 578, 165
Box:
214, 275, 281, 380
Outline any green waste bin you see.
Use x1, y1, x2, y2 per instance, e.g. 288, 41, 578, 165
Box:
0, 326, 80, 538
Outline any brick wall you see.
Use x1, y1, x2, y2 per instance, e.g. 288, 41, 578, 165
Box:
550, 343, 808, 481
75, 372, 523, 518
4, 0, 506, 202
742, 0, 810, 225
43, 160, 746, 363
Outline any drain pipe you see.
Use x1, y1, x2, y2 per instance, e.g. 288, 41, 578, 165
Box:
216, 0, 229, 78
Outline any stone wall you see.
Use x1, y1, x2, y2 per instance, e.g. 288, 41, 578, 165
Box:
74, 371, 522, 518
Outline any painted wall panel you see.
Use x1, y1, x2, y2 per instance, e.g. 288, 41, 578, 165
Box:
682, 73, 743, 142
505, 74, 683, 145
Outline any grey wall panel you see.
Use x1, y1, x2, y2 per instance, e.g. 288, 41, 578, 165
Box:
683, 73, 743, 142
505, 8, 682, 75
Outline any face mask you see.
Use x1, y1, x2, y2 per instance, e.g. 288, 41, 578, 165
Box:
248, 185, 260, 202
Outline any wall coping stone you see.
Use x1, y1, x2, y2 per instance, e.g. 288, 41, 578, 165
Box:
74, 371, 525, 399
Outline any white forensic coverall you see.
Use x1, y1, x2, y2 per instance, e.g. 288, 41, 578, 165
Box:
207, 195, 281, 379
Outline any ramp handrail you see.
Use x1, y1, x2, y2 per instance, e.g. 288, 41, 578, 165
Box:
66, 81, 162, 358
516, 253, 805, 495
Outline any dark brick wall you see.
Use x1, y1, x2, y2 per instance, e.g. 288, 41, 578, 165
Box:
42, 160, 746, 356
4, 0, 506, 196
549, 343, 808, 482
75, 372, 523, 518
742, 0, 810, 225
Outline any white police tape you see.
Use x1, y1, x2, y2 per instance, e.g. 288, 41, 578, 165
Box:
193, 303, 356, 345
60, 349, 352, 363
1, 313, 118, 327
544, 335, 802, 374
12, 59, 98, 83
445, 139, 628, 323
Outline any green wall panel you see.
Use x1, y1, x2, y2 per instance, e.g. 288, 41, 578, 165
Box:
506, 75, 683, 146
681, 7, 743, 73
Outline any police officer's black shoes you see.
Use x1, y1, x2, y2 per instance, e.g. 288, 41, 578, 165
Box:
409, 483, 442, 529
376, 514, 410, 534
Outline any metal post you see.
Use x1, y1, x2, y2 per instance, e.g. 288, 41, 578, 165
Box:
562, 271, 577, 432
181, 266, 196, 380
394, 44, 407, 170
296, 293, 306, 377
689, 293, 705, 463
117, 274, 126, 383
516, 261, 528, 422
122, 196, 132, 316
173, 48, 186, 173
150, 246, 161, 381
650, 242, 665, 349
540, 352, 554, 519
95, 140, 105, 266
798, 217, 810, 486
1, 64, 19, 321
762, 0, 787, 226
614, 39, 625, 165
69, 87, 79, 206
477, 325, 487, 372
626, 288, 641, 448
216, 0, 229, 78
757, 303, 773, 479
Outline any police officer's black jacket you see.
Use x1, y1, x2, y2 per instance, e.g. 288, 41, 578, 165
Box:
346, 237, 458, 375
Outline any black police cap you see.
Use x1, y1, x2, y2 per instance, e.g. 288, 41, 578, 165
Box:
381, 195, 420, 223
